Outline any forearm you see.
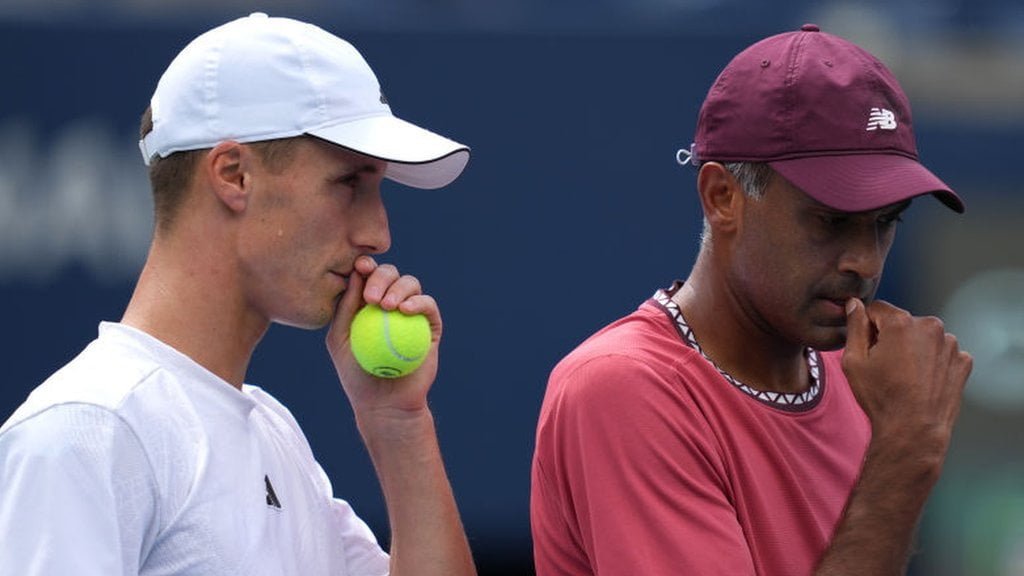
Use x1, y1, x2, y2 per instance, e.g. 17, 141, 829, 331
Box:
357, 407, 476, 576
815, 433, 945, 575
821, 299, 971, 575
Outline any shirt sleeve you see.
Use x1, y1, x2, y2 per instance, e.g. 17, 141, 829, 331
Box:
327, 495, 391, 576
0, 404, 158, 576
532, 354, 756, 576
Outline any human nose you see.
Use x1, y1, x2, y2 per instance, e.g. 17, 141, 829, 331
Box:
354, 190, 391, 255
838, 223, 887, 281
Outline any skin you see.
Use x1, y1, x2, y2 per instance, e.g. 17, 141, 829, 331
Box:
676, 162, 972, 574
676, 163, 909, 393
122, 137, 476, 576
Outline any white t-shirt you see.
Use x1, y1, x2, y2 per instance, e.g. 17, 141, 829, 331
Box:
0, 322, 390, 576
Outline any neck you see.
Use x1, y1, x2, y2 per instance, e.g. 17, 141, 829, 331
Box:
674, 250, 810, 394
121, 231, 267, 389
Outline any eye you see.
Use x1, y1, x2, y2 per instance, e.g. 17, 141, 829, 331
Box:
877, 211, 905, 226
330, 172, 362, 192
819, 212, 850, 227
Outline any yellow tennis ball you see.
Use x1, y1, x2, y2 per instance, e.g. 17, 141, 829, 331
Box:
350, 304, 431, 379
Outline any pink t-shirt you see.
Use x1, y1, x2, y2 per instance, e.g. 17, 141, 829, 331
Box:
531, 289, 870, 576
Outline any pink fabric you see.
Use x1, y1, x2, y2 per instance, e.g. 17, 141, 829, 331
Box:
531, 299, 870, 576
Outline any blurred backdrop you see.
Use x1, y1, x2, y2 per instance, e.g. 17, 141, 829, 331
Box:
1, 1, 1022, 574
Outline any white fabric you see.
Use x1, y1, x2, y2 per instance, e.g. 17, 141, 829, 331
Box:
0, 322, 390, 576
139, 12, 469, 190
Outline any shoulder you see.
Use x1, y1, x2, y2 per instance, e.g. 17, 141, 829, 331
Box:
549, 301, 709, 402
0, 322, 241, 496
1, 325, 190, 480
539, 303, 720, 444
554, 300, 694, 376
2, 326, 164, 435
0, 399, 162, 572
0, 400, 149, 471
3, 323, 248, 435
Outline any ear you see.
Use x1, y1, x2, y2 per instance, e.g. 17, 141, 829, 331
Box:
696, 162, 745, 237
203, 141, 249, 214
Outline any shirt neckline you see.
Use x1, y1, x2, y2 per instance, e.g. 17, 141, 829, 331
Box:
652, 287, 825, 411
98, 321, 259, 415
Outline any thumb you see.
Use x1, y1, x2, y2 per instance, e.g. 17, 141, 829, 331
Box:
843, 298, 873, 359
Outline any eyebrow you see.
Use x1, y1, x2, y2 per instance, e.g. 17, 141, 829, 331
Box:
335, 162, 385, 180
354, 164, 383, 175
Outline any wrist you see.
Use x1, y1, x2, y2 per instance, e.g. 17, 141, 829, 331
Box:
865, 426, 949, 488
356, 406, 436, 449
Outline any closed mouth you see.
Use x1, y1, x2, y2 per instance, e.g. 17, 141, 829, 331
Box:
329, 270, 349, 287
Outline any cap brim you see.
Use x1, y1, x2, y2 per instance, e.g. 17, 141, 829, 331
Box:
769, 154, 964, 213
308, 115, 469, 190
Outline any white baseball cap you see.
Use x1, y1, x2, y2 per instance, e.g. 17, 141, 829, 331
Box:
139, 12, 469, 189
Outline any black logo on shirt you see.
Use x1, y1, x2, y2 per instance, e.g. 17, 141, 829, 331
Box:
265, 475, 282, 509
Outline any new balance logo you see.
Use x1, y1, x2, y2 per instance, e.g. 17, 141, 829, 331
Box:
265, 475, 282, 509
866, 107, 897, 131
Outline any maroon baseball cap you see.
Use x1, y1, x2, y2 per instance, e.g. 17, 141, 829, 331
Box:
691, 24, 964, 213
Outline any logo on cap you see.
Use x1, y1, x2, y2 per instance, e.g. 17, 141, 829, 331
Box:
866, 107, 897, 131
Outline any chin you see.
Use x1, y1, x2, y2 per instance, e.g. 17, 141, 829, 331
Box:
805, 326, 848, 352
274, 307, 335, 331
274, 319, 326, 331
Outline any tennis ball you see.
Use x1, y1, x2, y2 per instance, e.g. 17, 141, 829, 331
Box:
350, 304, 431, 379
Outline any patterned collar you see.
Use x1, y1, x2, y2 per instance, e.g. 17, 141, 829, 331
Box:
653, 288, 824, 411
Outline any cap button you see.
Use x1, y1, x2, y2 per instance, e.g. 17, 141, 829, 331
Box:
801, 23, 820, 32
249, 12, 269, 19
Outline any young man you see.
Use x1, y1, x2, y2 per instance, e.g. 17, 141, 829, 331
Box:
531, 24, 973, 575
0, 13, 475, 576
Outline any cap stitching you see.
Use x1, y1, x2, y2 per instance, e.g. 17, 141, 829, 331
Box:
782, 32, 808, 157
203, 36, 225, 143
290, 30, 329, 128
858, 48, 884, 138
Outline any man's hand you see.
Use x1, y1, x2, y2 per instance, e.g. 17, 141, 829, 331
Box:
325, 255, 475, 576
326, 255, 442, 418
842, 298, 972, 458
816, 299, 973, 575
